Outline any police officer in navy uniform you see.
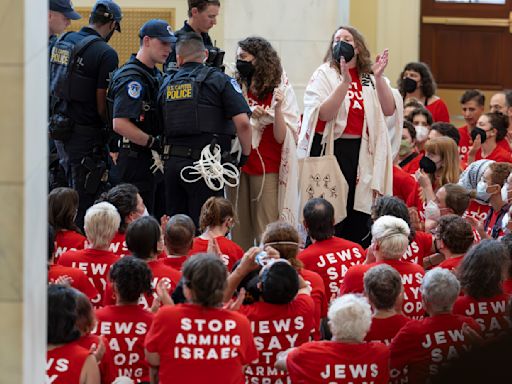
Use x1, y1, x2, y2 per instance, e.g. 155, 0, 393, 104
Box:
164, 0, 223, 73
49, 0, 121, 228
160, 32, 252, 227
110, 19, 176, 214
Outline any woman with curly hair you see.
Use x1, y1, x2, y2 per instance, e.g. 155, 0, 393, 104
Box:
398, 61, 450, 122
228, 36, 301, 250
298, 25, 403, 248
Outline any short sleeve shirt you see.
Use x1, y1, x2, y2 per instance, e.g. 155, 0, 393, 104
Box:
46, 342, 91, 384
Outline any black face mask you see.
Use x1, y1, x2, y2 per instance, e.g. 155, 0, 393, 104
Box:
332, 40, 355, 63
236, 59, 255, 83
419, 156, 437, 174
104, 27, 115, 43
403, 77, 418, 93
471, 127, 487, 144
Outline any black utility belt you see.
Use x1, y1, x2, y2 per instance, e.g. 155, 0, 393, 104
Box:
120, 138, 151, 158
164, 145, 203, 161
74, 124, 105, 136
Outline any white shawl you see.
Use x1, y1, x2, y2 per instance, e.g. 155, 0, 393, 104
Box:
298, 62, 403, 215
233, 72, 301, 226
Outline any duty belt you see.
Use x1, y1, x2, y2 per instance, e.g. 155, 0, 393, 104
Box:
165, 144, 202, 161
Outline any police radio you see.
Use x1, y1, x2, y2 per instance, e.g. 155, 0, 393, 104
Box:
205, 42, 225, 71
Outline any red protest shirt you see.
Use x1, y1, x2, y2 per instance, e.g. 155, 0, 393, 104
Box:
340, 259, 425, 319
162, 254, 189, 271
426, 98, 450, 123
54, 229, 86, 261
77, 334, 115, 384
103, 259, 182, 309
299, 269, 327, 339
242, 91, 282, 175
393, 165, 417, 203
438, 256, 464, 272
145, 303, 258, 384
503, 279, 512, 295
298, 236, 365, 302
465, 144, 512, 163
390, 314, 480, 383
401, 152, 422, 175
109, 231, 130, 258
400, 231, 434, 266
458, 125, 473, 160
364, 314, 411, 346
464, 199, 491, 222
287, 341, 390, 384
95, 304, 154, 383
485, 206, 509, 239
190, 236, 243, 272
46, 342, 91, 384
453, 293, 512, 339
58, 248, 119, 307
239, 294, 315, 383
48, 264, 99, 300
343, 67, 365, 136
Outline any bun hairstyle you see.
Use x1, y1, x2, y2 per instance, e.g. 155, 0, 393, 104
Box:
199, 197, 236, 232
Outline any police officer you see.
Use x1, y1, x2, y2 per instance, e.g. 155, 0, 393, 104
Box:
110, 19, 176, 214
49, 0, 122, 228
160, 32, 252, 227
164, 0, 222, 73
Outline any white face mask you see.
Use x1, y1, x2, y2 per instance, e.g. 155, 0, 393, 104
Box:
501, 183, 511, 203
476, 181, 491, 203
142, 207, 149, 217
424, 200, 441, 222
415, 125, 429, 142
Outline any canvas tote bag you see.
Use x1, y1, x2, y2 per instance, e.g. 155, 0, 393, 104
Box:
298, 125, 349, 224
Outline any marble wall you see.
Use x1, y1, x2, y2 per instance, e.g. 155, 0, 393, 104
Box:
0, 0, 48, 382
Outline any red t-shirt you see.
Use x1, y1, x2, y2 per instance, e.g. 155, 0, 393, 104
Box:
340, 259, 425, 319
298, 236, 365, 302
453, 293, 511, 339
393, 165, 417, 203
464, 200, 491, 222
103, 259, 182, 309
465, 144, 512, 163
54, 230, 86, 261
503, 279, 512, 295
287, 341, 390, 384
343, 67, 365, 136
48, 264, 99, 300
162, 254, 189, 271
458, 125, 473, 160
58, 248, 119, 307
190, 236, 243, 272
401, 231, 433, 265
76, 334, 115, 384
485, 207, 508, 238
145, 303, 258, 384
242, 91, 282, 175
299, 269, 327, 339
390, 314, 480, 383
426, 98, 450, 123
109, 231, 130, 258
239, 294, 315, 383
438, 256, 464, 272
94, 304, 154, 383
46, 342, 90, 384
406, 182, 428, 222
364, 314, 411, 346
401, 152, 422, 175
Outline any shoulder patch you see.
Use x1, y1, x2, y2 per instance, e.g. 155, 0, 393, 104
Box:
127, 81, 142, 99
230, 78, 242, 94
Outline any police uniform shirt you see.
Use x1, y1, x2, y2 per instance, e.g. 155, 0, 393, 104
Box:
166, 61, 251, 151
112, 55, 161, 135
164, 21, 213, 72
61, 27, 118, 126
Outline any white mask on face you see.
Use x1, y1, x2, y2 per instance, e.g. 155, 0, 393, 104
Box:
415, 125, 429, 142
424, 200, 441, 222
142, 207, 149, 217
501, 183, 511, 203
476, 181, 491, 203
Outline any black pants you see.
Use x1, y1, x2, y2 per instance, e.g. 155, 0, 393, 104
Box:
164, 156, 223, 229
310, 133, 371, 248
117, 148, 155, 214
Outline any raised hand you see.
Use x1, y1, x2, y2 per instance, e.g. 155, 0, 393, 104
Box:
372, 49, 389, 78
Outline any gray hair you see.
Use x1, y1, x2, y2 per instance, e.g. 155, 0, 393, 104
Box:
328, 294, 372, 342
84, 202, 121, 249
421, 268, 460, 314
371, 215, 410, 259
364, 264, 403, 310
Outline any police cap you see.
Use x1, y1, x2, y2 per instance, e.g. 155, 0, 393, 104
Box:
92, 0, 122, 31
139, 19, 178, 43
49, 0, 81, 20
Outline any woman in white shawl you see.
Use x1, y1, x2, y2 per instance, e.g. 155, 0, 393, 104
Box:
298, 26, 403, 247
227, 36, 301, 250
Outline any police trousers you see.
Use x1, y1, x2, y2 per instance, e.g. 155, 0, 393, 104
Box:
164, 156, 223, 230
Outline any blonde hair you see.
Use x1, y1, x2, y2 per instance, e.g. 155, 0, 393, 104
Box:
371, 215, 410, 259
84, 202, 120, 249
425, 136, 460, 186
328, 294, 372, 342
